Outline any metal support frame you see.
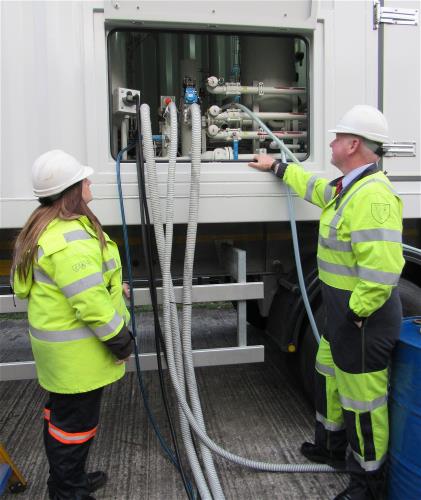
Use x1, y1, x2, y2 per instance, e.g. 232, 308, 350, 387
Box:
1, 247, 264, 381
225, 247, 247, 346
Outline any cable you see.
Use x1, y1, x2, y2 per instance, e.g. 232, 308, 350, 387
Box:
115, 143, 196, 500
221, 102, 320, 343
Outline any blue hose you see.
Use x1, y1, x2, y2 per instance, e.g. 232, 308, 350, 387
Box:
223, 103, 321, 342
233, 139, 239, 160
115, 145, 195, 497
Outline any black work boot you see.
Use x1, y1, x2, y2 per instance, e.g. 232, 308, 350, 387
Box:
48, 472, 106, 499
333, 471, 384, 500
333, 472, 372, 500
87, 471, 107, 493
301, 442, 346, 467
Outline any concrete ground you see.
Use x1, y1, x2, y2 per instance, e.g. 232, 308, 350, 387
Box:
0, 307, 347, 499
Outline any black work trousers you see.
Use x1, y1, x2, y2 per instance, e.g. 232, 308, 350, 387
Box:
43, 388, 103, 500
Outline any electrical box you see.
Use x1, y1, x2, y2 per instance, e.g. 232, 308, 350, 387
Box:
112, 87, 140, 115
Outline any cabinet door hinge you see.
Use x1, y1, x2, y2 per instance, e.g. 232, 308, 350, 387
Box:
374, 1, 419, 30
383, 142, 416, 158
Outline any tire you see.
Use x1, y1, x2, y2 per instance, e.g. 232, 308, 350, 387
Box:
398, 278, 421, 316
298, 306, 322, 403
246, 300, 267, 330
298, 277, 421, 404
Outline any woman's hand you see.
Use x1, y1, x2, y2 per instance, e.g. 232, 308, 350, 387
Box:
122, 282, 130, 299
115, 355, 130, 365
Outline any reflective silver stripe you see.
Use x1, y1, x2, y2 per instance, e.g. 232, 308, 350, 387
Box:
316, 412, 345, 432
318, 258, 400, 285
339, 394, 387, 412
328, 178, 399, 239
304, 175, 318, 202
64, 230, 92, 243
351, 450, 387, 472
93, 311, 123, 339
351, 229, 402, 244
358, 266, 400, 285
318, 258, 357, 277
33, 268, 55, 286
48, 425, 96, 443
102, 259, 116, 273
328, 219, 340, 239
319, 236, 352, 252
61, 272, 103, 298
324, 184, 334, 204
316, 361, 335, 376
30, 326, 94, 342
37, 232, 91, 260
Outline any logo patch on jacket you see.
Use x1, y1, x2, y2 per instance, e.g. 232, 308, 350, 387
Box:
72, 260, 90, 272
371, 203, 390, 224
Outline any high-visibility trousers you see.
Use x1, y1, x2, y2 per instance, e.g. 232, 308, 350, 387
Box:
43, 388, 103, 500
314, 284, 401, 473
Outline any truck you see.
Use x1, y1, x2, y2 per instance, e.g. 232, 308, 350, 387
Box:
1, 0, 421, 394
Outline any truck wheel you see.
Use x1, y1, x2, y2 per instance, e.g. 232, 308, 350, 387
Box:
398, 277, 421, 316
299, 306, 322, 403
298, 277, 421, 404
246, 300, 267, 330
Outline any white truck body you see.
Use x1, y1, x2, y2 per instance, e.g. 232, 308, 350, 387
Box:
1, 0, 420, 229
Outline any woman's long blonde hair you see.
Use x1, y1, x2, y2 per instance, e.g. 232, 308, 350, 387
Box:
12, 180, 106, 281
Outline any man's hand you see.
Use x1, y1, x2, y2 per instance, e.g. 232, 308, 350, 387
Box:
248, 154, 275, 171
122, 282, 130, 299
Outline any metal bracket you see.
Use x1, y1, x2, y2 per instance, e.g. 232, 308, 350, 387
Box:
1, 253, 264, 380
374, 2, 419, 29
383, 142, 416, 157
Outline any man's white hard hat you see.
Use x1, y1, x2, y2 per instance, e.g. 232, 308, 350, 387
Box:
32, 150, 94, 198
329, 104, 389, 144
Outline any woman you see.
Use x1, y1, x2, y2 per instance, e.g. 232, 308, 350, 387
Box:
12, 150, 133, 500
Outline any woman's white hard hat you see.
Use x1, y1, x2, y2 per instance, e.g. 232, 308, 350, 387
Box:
329, 104, 389, 144
32, 150, 94, 198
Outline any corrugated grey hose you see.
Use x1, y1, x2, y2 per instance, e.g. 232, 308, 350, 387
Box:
140, 104, 212, 500
181, 104, 225, 499
141, 103, 214, 500
162, 103, 224, 500
140, 103, 336, 478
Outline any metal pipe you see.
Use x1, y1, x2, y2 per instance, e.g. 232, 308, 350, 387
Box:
206, 80, 305, 96
209, 130, 307, 141
210, 111, 307, 122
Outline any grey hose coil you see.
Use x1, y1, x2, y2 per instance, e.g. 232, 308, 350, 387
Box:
140, 103, 336, 480
181, 104, 226, 499
141, 103, 214, 500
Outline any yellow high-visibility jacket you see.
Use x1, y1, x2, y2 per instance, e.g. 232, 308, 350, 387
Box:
13, 216, 131, 394
283, 163, 404, 319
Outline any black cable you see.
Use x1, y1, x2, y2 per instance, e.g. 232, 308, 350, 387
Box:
133, 97, 196, 500
116, 145, 185, 473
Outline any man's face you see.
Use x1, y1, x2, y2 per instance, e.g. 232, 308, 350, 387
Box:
329, 134, 353, 169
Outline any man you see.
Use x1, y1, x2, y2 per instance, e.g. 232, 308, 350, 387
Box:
249, 105, 404, 500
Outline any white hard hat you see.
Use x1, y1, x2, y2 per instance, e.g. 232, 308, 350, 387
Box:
329, 105, 389, 144
32, 150, 94, 198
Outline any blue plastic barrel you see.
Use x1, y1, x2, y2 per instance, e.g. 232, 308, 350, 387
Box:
388, 317, 421, 500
